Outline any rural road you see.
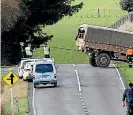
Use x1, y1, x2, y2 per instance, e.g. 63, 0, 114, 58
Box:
29, 64, 126, 115
1, 64, 126, 115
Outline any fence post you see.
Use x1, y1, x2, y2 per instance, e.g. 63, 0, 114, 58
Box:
98, 8, 100, 17
16, 98, 20, 115
92, 9, 94, 18
104, 9, 105, 17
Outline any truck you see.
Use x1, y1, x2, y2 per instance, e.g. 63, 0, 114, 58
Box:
75, 24, 133, 67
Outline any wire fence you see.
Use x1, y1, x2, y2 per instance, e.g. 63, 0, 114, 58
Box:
66, 9, 126, 18
110, 14, 130, 29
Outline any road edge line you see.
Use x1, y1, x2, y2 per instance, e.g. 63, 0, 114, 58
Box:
75, 70, 81, 92
32, 87, 36, 115
113, 64, 126, 90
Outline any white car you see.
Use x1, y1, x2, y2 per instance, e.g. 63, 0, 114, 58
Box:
33, 58, 58, 88
18, 58, 41, 79
22, 62, 34, 81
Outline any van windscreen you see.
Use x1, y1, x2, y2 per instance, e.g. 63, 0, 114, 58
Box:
35, 64, 53, 73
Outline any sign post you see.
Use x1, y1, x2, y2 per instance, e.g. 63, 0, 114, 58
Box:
10, 88, 14, 115
3, 71, 19, 115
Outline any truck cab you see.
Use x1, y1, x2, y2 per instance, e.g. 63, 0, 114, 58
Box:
75, 24, 88, 51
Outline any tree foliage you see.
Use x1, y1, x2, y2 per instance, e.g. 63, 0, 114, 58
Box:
1, 0, 83, 65
120, 0, 133, 12
1, 0, 27, 33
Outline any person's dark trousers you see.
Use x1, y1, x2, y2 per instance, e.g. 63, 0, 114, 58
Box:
127, 55, 133, 62
126, 103, 133, 115
44, 55, 50, 58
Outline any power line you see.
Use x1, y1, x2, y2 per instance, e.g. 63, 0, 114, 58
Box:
1, 41, 77, 51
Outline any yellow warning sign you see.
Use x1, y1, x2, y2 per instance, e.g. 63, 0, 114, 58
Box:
3, 71, 19, 87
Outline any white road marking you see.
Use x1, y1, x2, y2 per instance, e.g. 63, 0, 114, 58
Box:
113, 64, 126, 90
75, 70, 81, 91
32, 87, 36, 115
74, 69, 90, 114
73, 64, 76, 66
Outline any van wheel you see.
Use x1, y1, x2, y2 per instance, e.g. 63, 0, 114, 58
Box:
18, 74, 23, 79
96, 53, 111, 67
19, 76, 23, 79
28, 79, 33, 82
23, 77, 26, 81
34, 84, 37, 88
53, 82, 57, 87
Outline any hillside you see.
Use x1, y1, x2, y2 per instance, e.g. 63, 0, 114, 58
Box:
33, 0, 127, 63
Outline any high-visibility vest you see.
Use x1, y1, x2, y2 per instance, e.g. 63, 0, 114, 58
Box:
126, 49, 133, 57
25, 71, 29, 77
44, 47, 49, 55
25, 47, 32, 56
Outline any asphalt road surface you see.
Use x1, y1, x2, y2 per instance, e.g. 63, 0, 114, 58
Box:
28, 64, 126, 115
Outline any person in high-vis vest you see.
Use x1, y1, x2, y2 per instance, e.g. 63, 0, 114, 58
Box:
126, 46, 133, 68
126, 46, 133, 59
44, 44, 50, 58
25, 43, 32, 58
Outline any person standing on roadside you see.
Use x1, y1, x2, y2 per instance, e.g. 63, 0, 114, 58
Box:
122, 82, 133, 115
44, 43, 50, 58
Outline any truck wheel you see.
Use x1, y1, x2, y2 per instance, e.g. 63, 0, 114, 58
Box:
81, 49, 84, 52
89, 57, 97, 67
129, 64, 132, 68
96, 53, 111, 67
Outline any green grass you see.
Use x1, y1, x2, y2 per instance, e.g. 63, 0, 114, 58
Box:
1, 74, 28, 115
117, 62, 133, 84
1, 65, 16, 68
3, 97, 28, 115
33, 0, 127, 63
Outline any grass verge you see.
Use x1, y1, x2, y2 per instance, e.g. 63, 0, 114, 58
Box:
1, 73, 28, 115
1, 66, 16, 68
3, 97, 28, 115
117, 62, 133, 84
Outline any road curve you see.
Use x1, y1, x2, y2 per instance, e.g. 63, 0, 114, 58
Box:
29, 64, 126, 115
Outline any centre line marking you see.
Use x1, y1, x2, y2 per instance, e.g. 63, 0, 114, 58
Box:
75, 70, 81, 92
73, 64, 76, 66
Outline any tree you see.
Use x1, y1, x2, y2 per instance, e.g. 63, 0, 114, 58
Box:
1, 0, 83, 65
120, 0, 133, 12
1, 0, 27, 33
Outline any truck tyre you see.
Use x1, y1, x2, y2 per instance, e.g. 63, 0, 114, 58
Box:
81, 49, 84, 52
89, 57, 97, 67
129, 64, 132, 68
96, 53, 111, 67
